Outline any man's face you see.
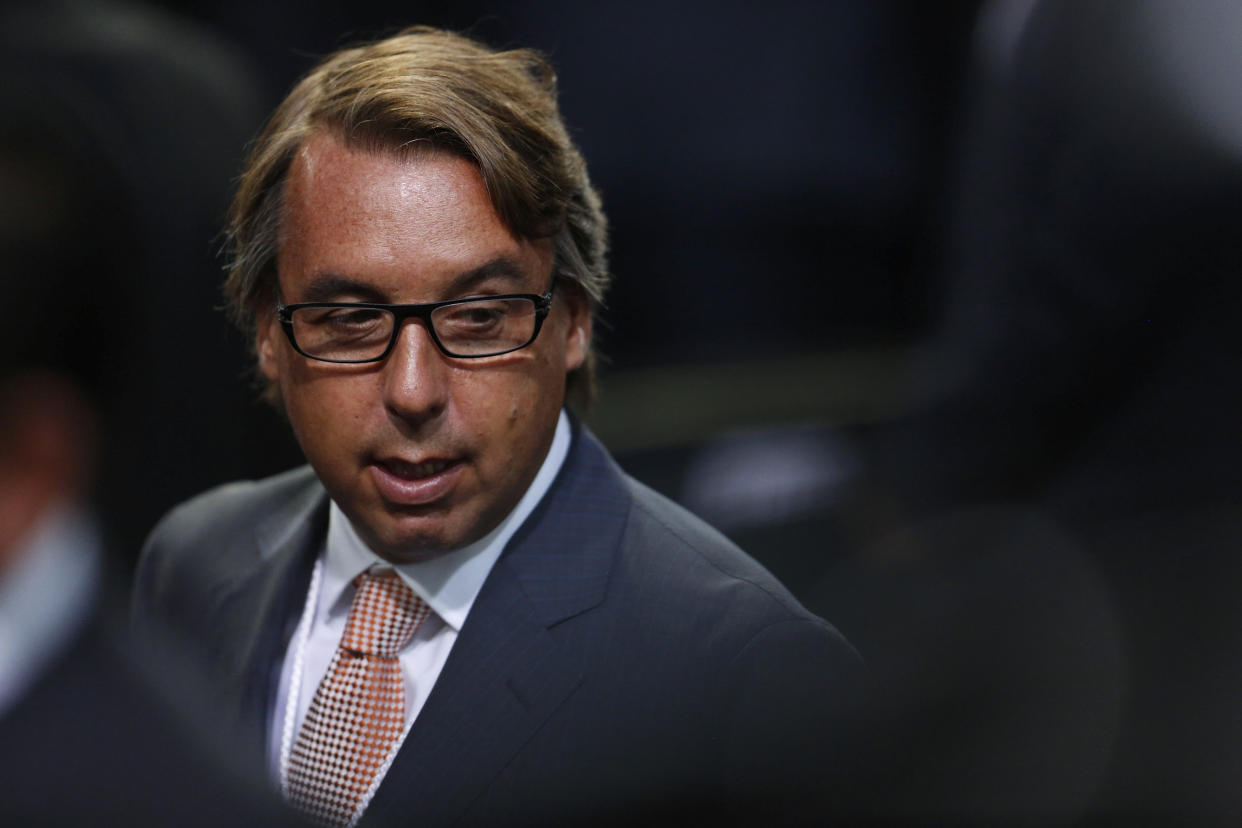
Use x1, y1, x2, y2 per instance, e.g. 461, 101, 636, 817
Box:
258, 131, 589, 563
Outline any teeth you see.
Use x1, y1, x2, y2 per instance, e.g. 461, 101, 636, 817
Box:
412, 460, 448, 477
389, 459, 449, 478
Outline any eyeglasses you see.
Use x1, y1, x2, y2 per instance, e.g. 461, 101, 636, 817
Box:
276, 288, 554, 363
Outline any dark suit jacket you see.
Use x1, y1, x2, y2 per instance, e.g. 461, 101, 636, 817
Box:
134, 425, 864, 825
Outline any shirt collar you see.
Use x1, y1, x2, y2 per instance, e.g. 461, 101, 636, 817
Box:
321, 409, 572, 632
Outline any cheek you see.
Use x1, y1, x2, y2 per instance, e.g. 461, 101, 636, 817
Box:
504, 403, 523, 435
455, 367, 550, 440
282, 371, 374, 448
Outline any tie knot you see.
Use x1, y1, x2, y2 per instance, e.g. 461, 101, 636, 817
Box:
340, 570, 429, 658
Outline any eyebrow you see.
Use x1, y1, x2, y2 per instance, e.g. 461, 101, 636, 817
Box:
293, 257, 535, 305
295, 275, 387, 304
444, 257, 530, 296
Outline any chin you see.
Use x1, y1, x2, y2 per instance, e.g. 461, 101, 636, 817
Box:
363, 514, 478, 563
353, 491, 505, 563
365, 526, 454, 564
373, 545, 452, 565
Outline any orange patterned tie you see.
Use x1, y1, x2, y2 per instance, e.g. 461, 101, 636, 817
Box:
287, 569, 430, 827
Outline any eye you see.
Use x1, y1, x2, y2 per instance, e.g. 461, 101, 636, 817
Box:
304, 307, 387, 329
438, 302, 507, 331
429, 297, 537, 356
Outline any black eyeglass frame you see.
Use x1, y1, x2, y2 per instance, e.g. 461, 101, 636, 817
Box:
276, 287, 555, 363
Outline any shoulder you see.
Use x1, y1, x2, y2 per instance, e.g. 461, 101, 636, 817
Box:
134, 466, 323, 615
143, 465, 321, 556
619, 475, 824, 621
606, 474, 867, 793
613, 474, 860, 673
623, 478, 800, 597
541, 427, 854, 654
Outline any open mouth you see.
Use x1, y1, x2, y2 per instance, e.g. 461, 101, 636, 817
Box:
369, 455, 464, 507
380, 458, 454, 479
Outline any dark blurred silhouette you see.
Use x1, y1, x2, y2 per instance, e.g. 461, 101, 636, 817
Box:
0, 2, 306, 824
810, 0, 1242, 823
1, 0, 303, 570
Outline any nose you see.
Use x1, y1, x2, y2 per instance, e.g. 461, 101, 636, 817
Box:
380, 319, 449, 426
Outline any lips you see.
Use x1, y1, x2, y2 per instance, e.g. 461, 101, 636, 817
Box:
369, 455, 463, 506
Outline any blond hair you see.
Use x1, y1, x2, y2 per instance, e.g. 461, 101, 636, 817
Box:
224, 26, 609, 408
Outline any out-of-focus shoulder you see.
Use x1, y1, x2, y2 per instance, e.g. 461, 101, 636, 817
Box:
145, 464, 320, 546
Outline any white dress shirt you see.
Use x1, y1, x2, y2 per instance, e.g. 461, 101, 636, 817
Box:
269, 411, 571, 787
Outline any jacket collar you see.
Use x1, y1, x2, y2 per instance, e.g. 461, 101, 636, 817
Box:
497, 423, 629, 626
211, 469, 326, 752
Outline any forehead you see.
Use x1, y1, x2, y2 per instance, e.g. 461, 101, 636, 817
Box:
277, 130, 550, 301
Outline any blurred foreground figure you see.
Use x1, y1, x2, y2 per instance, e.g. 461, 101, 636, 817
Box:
823, 0, 1242, 824
0, 373, 297, 827
133, 25, 864, 828
0, 0, 277, 565
0, 3, 302, 824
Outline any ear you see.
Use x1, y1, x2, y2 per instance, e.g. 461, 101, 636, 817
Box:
559, 282, 592, 373
255, 308, 282, 383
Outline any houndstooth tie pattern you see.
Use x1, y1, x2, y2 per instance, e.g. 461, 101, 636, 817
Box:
287, 569, 430, 827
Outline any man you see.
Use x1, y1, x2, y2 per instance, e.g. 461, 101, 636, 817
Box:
135, 26, 863, 826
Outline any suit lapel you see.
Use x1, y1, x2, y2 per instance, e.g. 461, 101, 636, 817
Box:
207, 474, 327, 752
362, 427, 632, 826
